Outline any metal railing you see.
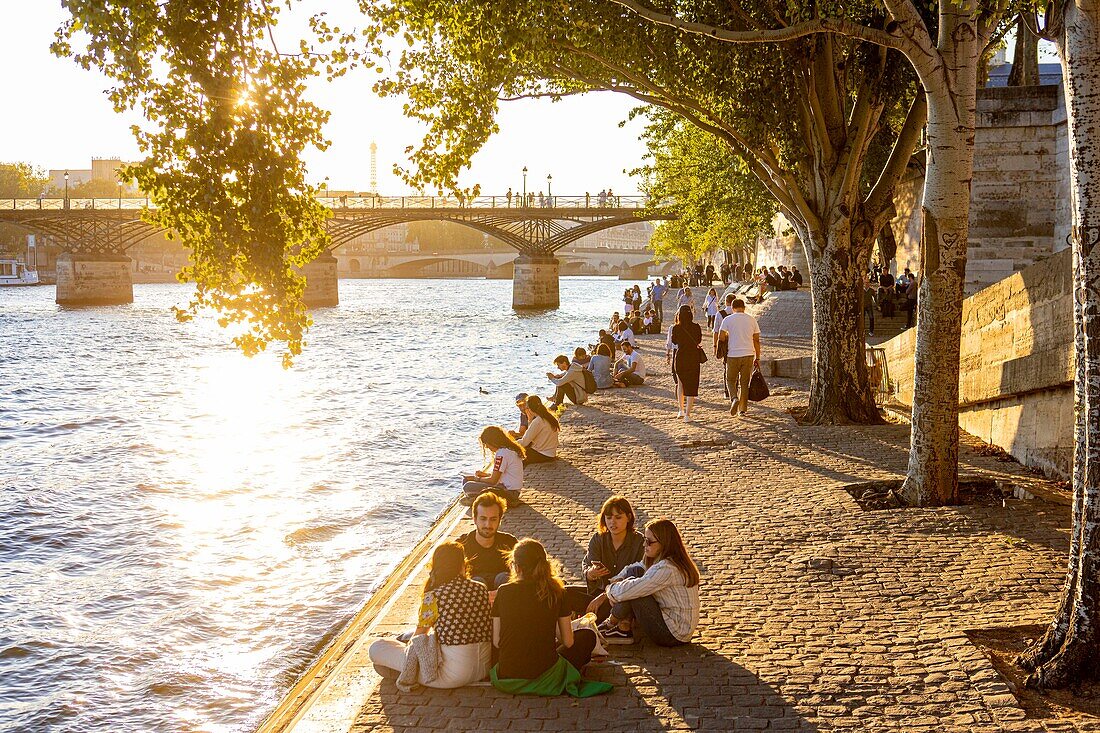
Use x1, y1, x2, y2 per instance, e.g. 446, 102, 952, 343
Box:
0, 195, 655, 211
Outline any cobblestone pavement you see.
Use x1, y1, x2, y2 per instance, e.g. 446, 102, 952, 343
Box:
347, 298, 1086, 733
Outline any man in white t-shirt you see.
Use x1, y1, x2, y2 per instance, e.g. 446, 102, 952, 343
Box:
613, 341, 646, 386
716, 298, 761, 415
615, 321, 637, 348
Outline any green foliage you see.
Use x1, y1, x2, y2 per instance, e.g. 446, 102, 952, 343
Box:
55, 0, 332, 365
634, 112, 776, 264
0, 162, 49, 198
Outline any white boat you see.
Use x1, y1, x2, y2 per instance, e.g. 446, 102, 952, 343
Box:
0, 259, 40, 286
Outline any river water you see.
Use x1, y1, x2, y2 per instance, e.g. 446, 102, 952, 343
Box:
0, 277, 638, 733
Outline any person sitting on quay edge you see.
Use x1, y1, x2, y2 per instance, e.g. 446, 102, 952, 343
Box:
461, 426, 525, 504
571, 346, 592, 370
613, 340, 646, 388
458, 493, 517, 592
517, 395, 559, 466
546, 354, 589, 409
608, 312, 621, 333
597, 328, 617, 359
368, 541, 492, 688
588, 518, 700, 648
563, 495, 646, 622
509, 393, 529, 440
615, 320, 637, 349
490, 539, 612, 697
589, 343, 615, 390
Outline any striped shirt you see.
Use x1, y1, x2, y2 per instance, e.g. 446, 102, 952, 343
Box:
605, 559, 700, 642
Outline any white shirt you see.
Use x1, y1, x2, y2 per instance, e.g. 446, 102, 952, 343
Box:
718, 312, 760, 358
617, 327, 636, 348
606, 560, 699, 643
621, 351, 646, 378
487, 447, 523, 490
518, 416, 558, 456
704, 294, 718, 316
711, 306, 731, 334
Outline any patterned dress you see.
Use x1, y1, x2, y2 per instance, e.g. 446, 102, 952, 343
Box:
418, 577, 492, 645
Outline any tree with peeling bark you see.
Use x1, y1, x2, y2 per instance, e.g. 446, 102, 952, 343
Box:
633, 113, 777, 270
360, 1, 928, 425
1013, 0, 1100, 690
593, 0, 1017, 506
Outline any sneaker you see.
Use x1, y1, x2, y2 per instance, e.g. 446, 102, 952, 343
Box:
601, 626, 635, 645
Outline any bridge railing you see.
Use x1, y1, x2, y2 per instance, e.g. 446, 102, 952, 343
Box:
0, 195, 656, 211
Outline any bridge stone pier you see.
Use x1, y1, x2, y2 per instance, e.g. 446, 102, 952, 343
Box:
618, 262, 653, 281
55, 253, 134, 306
300, 252, 339, 308
512, 255, 559, 308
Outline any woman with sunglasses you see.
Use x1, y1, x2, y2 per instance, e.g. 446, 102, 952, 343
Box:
586, 518, 700, 647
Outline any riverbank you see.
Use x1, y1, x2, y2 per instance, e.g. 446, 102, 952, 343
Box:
260, 291, 1079, 733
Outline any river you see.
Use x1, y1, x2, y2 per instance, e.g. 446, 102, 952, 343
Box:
0, 277, 640, 733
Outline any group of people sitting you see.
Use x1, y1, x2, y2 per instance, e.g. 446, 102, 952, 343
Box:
368, 494, 700, 697
864, 265, 920, 333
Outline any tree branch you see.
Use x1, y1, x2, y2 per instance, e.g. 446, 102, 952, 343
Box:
865, 90, 927, 216
607, 0, 913, 52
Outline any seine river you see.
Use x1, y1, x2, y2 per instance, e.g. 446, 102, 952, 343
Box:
0, 277, 636, 733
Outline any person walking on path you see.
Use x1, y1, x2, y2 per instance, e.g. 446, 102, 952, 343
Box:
587, 518, 701, 647
703, 287, 719, 329
677, 286, 692, 312
864, 277, 877, 336
670, 305, 703, 423
490, 539, 612, 697
367, 541, 492, 689
651, 278, 666, 321
716, 298, 761, 416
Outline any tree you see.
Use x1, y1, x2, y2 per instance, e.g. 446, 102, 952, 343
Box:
360, 1, 928, 425
54, 1, 332, 365
47, 178, 131, 198
1007, 16, 1042, 85
0, 162, 49, 198
634, 113, 776, 267
1014, 0, 1100, 689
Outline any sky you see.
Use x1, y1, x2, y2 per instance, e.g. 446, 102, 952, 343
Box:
1, 2, 649, 196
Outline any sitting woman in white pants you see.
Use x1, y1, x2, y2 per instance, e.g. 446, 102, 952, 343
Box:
368, 541, 492, 687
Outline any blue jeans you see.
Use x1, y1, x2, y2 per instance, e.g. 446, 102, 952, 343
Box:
610, 567, 684, 647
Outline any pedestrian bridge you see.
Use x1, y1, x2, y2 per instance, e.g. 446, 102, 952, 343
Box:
0, 195, 673, 307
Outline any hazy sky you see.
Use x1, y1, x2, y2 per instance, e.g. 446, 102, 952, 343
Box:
2, 2, 650, 195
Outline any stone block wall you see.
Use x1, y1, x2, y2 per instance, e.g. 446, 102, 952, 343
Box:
881, 247, 1075, 478
753, 233, 808, 273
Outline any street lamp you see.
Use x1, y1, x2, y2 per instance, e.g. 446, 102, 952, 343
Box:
64, 170, 69, 210
546, 174, 552, 205
522, 166, 528, 205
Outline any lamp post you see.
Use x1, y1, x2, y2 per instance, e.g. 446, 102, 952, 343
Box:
64, 170, 69, 210
118, 183, 123, 208
522, 166, 528, 206
546, 174, 552, 205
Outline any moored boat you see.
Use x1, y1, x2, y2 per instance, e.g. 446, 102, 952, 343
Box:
0, 259, 41, 286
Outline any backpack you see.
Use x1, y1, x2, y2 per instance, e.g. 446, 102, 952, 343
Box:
581, 367, 597, 394
714, 309, 730, 359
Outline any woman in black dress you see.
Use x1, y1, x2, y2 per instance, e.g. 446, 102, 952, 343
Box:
670, 304, 703, 423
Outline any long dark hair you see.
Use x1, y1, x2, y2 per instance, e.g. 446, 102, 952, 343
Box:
524, 395, 559, 433
644, 518, 700, 588
479, 426, 526, 460
425, 541, 468, 593
510, 538, 565, 606
676, 304, 693, 325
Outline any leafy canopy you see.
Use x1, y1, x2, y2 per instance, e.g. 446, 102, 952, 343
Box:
55, 0, 333, 365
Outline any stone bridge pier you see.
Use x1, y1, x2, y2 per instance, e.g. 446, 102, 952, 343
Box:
618, 262, 652, 280
300, 252, 339, 308
56, 253, 134, 306
512, 255, 559, 309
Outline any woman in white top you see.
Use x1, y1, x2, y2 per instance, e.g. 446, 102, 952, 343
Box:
677, 286, 692, 312
586, 518, 700, 647
517, 396, 559, 465
703, 288, 719, 328
461, 426, 525, 503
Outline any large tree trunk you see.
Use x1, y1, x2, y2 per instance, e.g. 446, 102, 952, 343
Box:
899, 26, 979, 506
1008, 16, 1042, 86
802, 223, 883, 425
1018, 0, 1100, 688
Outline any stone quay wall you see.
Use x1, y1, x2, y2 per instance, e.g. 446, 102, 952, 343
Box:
882, 247, 1075, 478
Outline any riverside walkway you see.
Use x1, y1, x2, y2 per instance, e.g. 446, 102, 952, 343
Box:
266, 292, 1079, 733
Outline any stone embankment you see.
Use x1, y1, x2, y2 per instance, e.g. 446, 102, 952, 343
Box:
260, 290, 1078, 733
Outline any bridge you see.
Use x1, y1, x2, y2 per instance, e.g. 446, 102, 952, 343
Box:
0, 195, 674, 307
